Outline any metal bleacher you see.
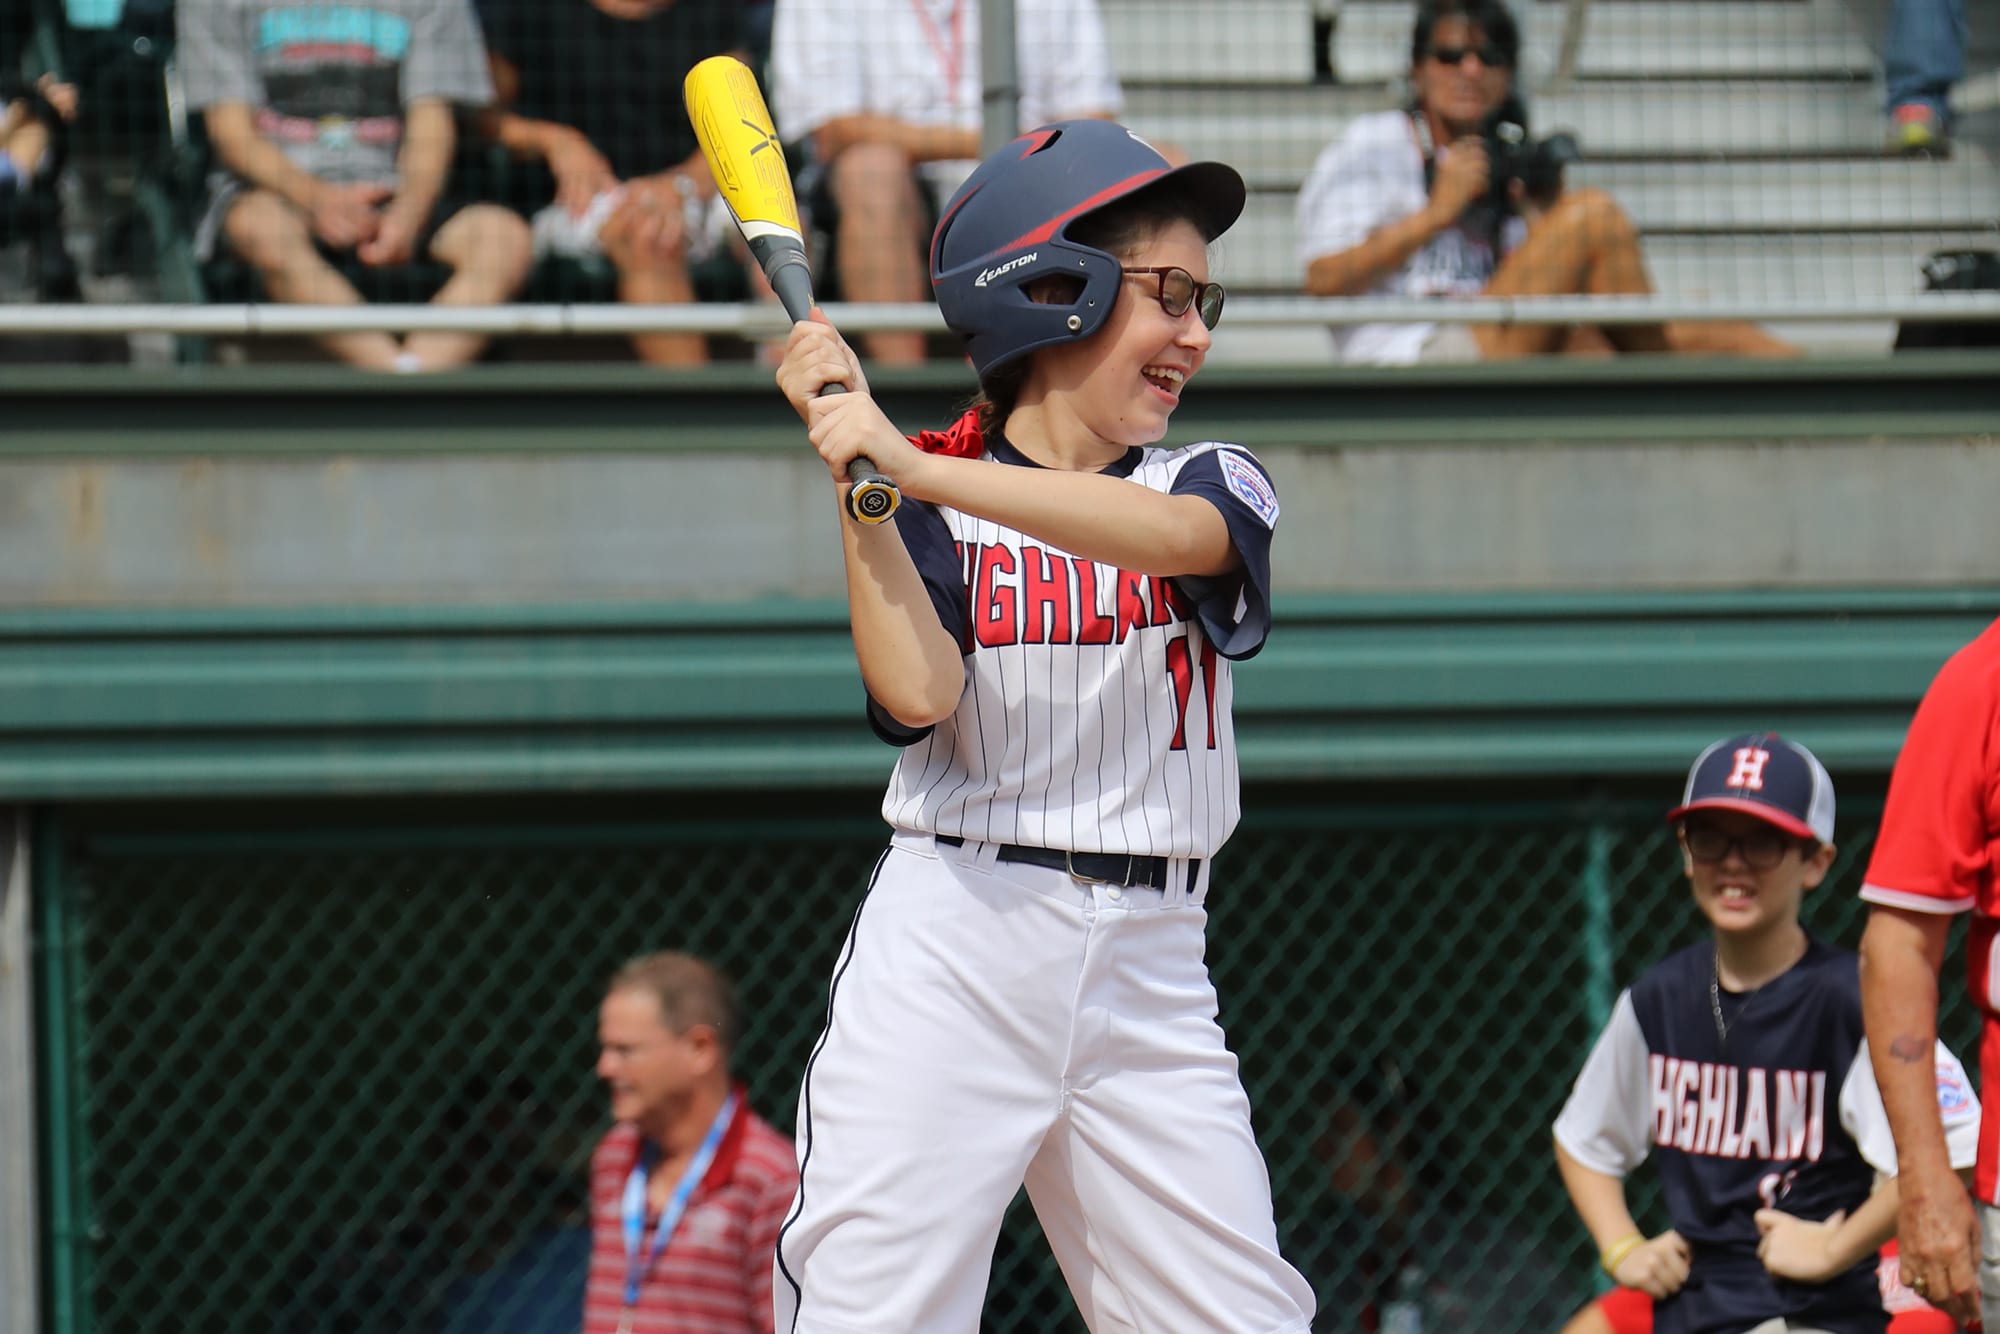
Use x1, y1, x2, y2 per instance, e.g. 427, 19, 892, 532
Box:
1101, 0, 2000, 361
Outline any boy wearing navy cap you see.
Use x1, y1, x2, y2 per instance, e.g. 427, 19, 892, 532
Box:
1553, 733, 1980, 1334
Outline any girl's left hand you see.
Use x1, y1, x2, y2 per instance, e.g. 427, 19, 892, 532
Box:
1754, 1207, 1847, 1283
778, 314, 930, 495
804, 391, 925, 494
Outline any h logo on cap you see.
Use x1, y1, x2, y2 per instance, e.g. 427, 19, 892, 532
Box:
1727, 747, 1771, 790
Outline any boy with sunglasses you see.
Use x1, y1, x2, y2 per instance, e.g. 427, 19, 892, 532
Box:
1554, 732, 1979, 1334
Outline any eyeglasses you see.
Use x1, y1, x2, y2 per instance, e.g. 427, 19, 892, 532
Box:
1682, 824, 1801, 871
1121, 267, 1225, 329
1427, 42, 1511, 68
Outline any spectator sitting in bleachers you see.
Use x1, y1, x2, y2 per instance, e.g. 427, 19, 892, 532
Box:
177, 0, 533, 373
4, 39, 138, 365
769, 0, 1125, 365
474, 0, 755, 367
1882, 0, 1963, 154
1, 67, 84, 315
1, 73, 76, 205
1297, 0, 1796, 366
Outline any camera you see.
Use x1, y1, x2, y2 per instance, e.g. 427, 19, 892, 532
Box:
1415, 93, 1583, 239
1485, 111, 1580, 209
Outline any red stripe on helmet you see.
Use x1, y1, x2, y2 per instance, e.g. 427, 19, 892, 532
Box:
1013, 128, 1061, 158
930, 182, 983, 278
995, 169, 1167, 252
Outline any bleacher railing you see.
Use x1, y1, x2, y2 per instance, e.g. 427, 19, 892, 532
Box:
4, 294, 2000, 338
7, 0, 1998, 361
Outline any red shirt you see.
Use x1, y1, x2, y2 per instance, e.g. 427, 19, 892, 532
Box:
581, 1094, 797, 1334
1859, 617, 2000, 1200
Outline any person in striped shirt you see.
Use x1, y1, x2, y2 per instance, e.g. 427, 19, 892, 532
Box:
584, 952, 795, 1334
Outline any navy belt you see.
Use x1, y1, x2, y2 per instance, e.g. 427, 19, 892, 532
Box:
934, 836, 1197, 891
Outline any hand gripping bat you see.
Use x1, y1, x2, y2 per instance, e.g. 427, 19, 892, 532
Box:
684, 55, 902, 525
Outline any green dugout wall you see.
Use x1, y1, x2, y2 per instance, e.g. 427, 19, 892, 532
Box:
6, 356, 1999, 1334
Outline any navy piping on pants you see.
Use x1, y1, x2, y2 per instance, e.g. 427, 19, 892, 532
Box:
775, 847, 889, 1332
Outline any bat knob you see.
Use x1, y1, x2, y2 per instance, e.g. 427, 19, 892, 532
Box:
846, 476, 901, 525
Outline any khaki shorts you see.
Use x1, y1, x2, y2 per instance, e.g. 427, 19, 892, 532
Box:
1417, 322, 1483, 363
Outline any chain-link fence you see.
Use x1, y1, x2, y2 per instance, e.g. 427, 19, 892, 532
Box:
5, 0, 1997, 364
33, 784, 1984, 1334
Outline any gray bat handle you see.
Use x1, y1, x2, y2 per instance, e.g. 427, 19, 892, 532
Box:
763, 248, 900, 524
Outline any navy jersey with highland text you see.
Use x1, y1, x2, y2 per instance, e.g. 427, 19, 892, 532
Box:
1555, 938, 1979, 1334
865, 429, 1278, 859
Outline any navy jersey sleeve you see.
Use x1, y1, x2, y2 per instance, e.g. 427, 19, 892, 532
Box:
864, 499, 968, 747
1168, 447, 1278, 660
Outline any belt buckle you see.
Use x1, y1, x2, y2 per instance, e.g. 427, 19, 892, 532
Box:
1066, 849, 1135, 886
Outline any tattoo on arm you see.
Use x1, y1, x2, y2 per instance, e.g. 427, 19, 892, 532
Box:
1888, 1035, 1932, 1063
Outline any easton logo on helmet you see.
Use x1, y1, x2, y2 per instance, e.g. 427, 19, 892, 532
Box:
974, 253, 1039, 288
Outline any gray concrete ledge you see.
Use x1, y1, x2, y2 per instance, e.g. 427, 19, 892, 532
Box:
1, 356, 1993, 604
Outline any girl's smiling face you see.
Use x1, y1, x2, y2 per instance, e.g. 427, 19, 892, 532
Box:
1023, 217, 1216, 450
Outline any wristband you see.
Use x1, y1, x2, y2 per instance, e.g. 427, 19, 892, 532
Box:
1599, 1232, 1646, 1277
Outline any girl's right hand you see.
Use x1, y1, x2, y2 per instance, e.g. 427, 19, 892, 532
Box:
776, 313, 871, 421
1611, 1230, 1692, 1299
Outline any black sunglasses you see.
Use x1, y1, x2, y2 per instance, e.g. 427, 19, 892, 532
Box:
1427, 42, 1511, 68
1122, 267, 1225, 329
1681, 823, 1803, 871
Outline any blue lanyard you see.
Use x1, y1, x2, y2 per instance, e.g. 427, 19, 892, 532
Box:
620, 1091, 739, 1309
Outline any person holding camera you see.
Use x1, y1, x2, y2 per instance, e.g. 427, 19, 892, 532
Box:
1296, 0, 1795, 365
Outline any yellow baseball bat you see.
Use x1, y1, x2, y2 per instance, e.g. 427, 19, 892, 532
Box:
683, 55, 901, 526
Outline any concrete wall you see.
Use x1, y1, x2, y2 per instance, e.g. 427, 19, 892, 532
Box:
4, 356, 1995, 606
0, 434, 1995, 605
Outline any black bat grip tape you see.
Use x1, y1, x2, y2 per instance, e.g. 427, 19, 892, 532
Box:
814, 380, 901, 525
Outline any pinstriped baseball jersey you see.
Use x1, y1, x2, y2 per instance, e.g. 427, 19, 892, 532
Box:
866, 428, 1278, 859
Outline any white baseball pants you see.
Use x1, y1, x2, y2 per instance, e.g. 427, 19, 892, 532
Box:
773, 832, 1316, 1334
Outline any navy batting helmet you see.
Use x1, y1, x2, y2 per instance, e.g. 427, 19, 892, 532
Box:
929, 120, 1246, 380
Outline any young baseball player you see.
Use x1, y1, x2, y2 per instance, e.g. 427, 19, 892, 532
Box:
1554, 732, 1982, 1334
766, 119, 1315, 1333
